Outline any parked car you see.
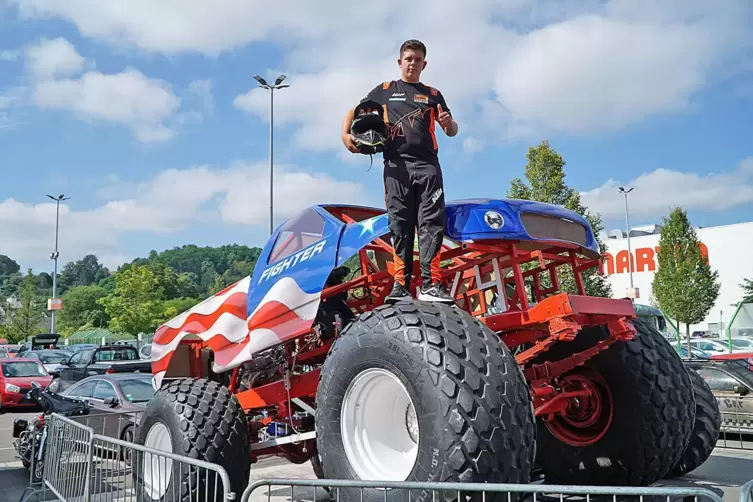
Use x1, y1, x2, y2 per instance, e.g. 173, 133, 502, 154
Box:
16, 333, 64, 358
24, 349, 73, 375
728, 337, 753, 351
59, 373, 155, 464
65, 344, 100, 353
0, 358, 52, 411
690, 337, 753, 355
674, 344, 713, 359
684, 352, 753, 436
690, 338, 732, 354
48, 345, 152, 392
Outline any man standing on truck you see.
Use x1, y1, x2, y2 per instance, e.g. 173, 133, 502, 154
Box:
341, 39, 458, 303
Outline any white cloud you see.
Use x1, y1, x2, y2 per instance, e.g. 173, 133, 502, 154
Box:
10, 0, 753, 151
10, 0, 408, 55
581, 157, 753, 222
219, 166, 370, 226
463, 137, 484, 155
33, 69, 181, 142
0, 49, 20, 61
232, 0, 752, 152
186, 79, 213, 116
16, 38, 214, 143
0, 161, 373, 270
24, 37, 87, 79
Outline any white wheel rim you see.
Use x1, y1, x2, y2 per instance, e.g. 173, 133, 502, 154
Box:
341, 368, 419, 481
142, 422, 173, 500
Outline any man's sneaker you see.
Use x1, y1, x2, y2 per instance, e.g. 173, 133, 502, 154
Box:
418, 282, 454, 303
386, 281, 412, 303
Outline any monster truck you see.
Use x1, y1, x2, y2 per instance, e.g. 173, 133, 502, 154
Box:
134, 200, 703, 501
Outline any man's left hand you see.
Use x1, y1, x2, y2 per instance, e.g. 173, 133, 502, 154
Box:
436, 104, 456, 135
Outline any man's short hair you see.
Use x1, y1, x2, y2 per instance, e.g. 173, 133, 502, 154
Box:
400, 39, 426, 58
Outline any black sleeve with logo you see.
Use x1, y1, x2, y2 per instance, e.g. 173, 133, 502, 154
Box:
363, 80, 451, 165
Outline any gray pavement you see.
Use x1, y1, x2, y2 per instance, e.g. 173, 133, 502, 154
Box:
0, 408, 39, 502
1, 407, 753, 502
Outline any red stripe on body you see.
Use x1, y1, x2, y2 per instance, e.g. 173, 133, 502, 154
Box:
154, 292, 248, 345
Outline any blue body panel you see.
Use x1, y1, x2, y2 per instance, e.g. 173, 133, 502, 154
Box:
246, 206, 345, 317
444, 198, 599, 254
245, 199, 598, 314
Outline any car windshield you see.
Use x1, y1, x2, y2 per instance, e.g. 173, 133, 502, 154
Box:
33, 350, 70, 364
2, 361, 47, 377
119, 378, 156, 402
94, 348, 139, 361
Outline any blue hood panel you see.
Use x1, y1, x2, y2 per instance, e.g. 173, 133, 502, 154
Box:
444, 198, 600, 257
331, 199, 599, 266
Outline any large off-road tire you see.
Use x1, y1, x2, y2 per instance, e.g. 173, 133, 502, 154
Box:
532, 317, 695, 485
666, 368, 721, 477
315, 302, 536, 502
134, 378, 250, 502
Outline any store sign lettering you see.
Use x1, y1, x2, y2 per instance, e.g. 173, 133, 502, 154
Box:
602, 242, 709, 276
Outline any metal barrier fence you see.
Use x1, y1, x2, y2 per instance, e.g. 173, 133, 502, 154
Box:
24, 412, 235, 502
71, 409, 143, 441
19, 410, 753, 502
241, 478, 727, 502
715, 394, 753, 451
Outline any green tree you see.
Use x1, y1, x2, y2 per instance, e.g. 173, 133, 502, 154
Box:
57, 254, 111, 296
0, 270, 22, 299
507, 140, 612, 298
99, 263, 166, 335
0, 255, 20, 282
58, 285, 110, 334
146, 262, 200, 300
134, 243, 261, 297
652, 207, 721, 353
10, 268, 46, 341
741, 277, 753, 303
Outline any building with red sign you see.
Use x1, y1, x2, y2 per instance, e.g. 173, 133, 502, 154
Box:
602, 220, 753, 335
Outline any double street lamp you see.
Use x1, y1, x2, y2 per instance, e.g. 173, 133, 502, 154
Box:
47, 193, 69, 333
253, 74, 290, 236
618, 186, 635, 296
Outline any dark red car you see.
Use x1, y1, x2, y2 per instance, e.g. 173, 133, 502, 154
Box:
0, 358, 52, 411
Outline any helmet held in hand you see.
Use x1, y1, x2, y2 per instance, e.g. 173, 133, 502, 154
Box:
350, 100, 387, 155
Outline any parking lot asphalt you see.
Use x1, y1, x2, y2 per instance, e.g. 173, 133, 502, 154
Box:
0, 408, 39, 501
1, 407, 752, 502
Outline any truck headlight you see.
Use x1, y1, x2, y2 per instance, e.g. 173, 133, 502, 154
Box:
484, 210, 504, 229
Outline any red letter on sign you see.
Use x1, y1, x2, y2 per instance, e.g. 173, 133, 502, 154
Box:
635, 247, 655, 272
616, 250, 633, 274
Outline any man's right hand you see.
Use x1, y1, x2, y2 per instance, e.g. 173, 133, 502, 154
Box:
342, 133, 360, 153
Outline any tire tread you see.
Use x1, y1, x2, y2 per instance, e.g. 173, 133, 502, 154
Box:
316, 302, 536, 487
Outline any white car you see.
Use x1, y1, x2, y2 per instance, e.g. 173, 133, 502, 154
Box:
728, 336, 753, 352
689, 337, 753, 354
23, 349, 73, 375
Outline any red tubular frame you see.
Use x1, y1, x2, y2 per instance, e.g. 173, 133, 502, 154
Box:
177, 220, 638, 461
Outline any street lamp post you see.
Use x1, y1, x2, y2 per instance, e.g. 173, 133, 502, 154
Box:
618, 186, 635, 294
253, 74, 290, 236
47, 193, 69, 333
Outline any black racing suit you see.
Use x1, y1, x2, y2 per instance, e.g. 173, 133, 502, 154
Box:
364, 79, 451, 287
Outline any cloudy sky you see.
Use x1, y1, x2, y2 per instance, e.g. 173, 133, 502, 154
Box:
1, 0, 752, 273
